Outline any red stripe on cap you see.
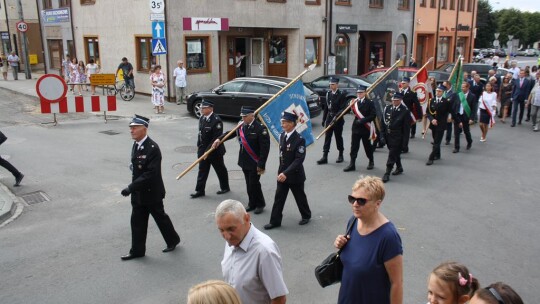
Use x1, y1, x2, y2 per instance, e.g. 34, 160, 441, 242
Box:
107, 95, 117, 111
183, 18, 192, 30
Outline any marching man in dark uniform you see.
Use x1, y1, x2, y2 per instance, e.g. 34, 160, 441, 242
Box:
212, 106, 271, 214
318, 77, 348, 164
400, 77, 422, 152
191, 100, 230, 198
426, 85, 461, 165
453, 81, 477, 153
344, 85, 376, 172
264, 112, 311, 230
381, 92, 411, 183
120, 115, 180, 260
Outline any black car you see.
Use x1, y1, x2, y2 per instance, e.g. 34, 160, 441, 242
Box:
186, 77, 322, 119
306, 75, 372, 105
437, 63, 493, 81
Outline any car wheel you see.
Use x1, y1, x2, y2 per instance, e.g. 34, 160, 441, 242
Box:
193, 100, 203, 118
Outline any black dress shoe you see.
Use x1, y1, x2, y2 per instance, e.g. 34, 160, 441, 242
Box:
163, 241, 180, 253
190, 191, 205, 198
410, 134, 415, 139
518, 121, 522, 125
298, 218, 310, 225
525, 119, 530, 122
216, 189, 230, 195
445, 141, 450, 145
366, 161, 374, 170
14, 173, 24, 187
264, 223, 280, 230
511, 124, 515, 127
452, 149, 459, 153
245, 206, 256, 212
392, 168, 403, 175
121, 253, 145, 261
466, 143, 472, 150
382, 173, 390, 183
426, 159, 434, 166
401, 148, 409, 154
254, 207, 264, 214
434, 156, 440, 160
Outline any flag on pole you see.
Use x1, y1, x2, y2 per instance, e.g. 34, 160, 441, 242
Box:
258, 81, 315, 146
450, 59, 471, 116
409, 66, 432, 105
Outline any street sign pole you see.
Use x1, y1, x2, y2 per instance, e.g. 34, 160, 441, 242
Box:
16, 0, 31, 79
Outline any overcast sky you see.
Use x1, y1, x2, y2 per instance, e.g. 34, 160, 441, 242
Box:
488, 0, 539, 12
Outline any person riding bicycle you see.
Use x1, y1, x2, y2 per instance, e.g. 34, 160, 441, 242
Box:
117, 57, 135, 89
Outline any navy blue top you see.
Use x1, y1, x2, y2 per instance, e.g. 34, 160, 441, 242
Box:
338, 220, 403, 304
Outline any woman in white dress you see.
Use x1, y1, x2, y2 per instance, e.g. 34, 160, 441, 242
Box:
150, 65, 166, 114
478, 82, 498, 142
69, 58, 81, 95
86, 59, 100, 95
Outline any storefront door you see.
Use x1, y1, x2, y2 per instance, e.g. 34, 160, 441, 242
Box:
250, 38, 264, 76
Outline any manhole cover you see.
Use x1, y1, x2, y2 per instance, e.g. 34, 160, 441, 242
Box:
172, 162, 194, 172
20, 191, 51, 205
99, 130, 121, 135
229, 170, 244, 180
175, 146, 198, 153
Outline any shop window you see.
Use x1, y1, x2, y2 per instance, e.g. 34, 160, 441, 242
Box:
437, 37, 450, 63
134, 36, 156, 72
47, 39, 63, 70
370, 42, 386, 69
395, 35, 407, 62
430, 0, 436, 8
420, 0, 426, 7
467, 0, 472, 11
83, 36, 100, 65
369, 0, 383, 8
43, 0, 52, 9
269, 37, 287, 64
450, 0, 455, 9
81, 0, 96, 4
186, 36, 210, 73
305, 0, 320, 4
59, 0, 71, 7
441, 0, 447, 9
305, 37, 320, 66
336, 0, 351, 5
335, 34, 349, 74
398, 0, 409, 9
460, 0, 465, 11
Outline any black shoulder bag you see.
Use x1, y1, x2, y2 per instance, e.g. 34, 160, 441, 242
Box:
315, 216, 357, 288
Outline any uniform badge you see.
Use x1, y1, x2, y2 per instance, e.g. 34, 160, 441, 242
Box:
217, 123, 222, 130
138, 165, 142, 169
298, 146, 305, 154
262, 129, 268, 136
287, 143, 291, 151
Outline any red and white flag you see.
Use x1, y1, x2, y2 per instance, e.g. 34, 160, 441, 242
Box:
409, 67, 432, 106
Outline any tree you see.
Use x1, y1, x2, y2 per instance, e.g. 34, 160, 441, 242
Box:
496, 9, 528, 48
523, 12, 540, 47
474, 0, 497, 48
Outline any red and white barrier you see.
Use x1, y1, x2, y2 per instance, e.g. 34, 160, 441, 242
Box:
40, 95, 117, 114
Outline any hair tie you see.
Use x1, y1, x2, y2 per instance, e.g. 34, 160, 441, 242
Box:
469, 273, 473, 285
458, 272, 468, 286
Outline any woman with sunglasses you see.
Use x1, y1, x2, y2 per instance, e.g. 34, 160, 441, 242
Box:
334, 176, 403, 304
469, 282, 524, 304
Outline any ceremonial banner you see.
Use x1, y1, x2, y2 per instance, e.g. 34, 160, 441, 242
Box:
450, 59, 471, 116
410, 66, 432, 105
259, 81, 315, 146
368, 68, 399, 107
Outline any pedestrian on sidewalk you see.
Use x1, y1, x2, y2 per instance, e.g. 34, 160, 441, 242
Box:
150, 65, 166, 114
7, 51, 19, 80
85, 58, 100, 95
78, 60, 87, 92
120, 115, 180, 261
0, 131, 24, 187
173, 60, 187, 105
0, 53, 8, 80
69, 57, 82, 95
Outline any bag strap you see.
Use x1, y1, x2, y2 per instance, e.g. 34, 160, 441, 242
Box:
337, 216, 357, 255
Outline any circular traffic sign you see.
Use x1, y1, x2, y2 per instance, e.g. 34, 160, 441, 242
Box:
149, 0, 164, 13
36, 74, 67, 103
16, 21, 28, 33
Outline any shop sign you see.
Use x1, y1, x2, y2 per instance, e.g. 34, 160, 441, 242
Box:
336, 24, 357, 33
41, 8, 70, 24
183, 17, 229, 31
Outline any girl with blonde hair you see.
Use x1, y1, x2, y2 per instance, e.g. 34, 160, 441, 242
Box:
187, 280, 241, 304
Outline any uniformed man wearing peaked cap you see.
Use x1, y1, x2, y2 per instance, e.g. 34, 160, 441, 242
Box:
120, 115, 181, 260
318, 76, 348, 165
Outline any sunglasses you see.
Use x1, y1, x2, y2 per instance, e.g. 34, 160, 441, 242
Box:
347, 195, 369, 206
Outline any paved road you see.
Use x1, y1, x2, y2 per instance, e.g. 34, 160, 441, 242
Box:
1, 75, 539, 303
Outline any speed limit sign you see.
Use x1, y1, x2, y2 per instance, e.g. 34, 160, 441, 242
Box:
16, 21, 28, 33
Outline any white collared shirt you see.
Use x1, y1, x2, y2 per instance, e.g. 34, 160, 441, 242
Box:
135, 135, 148, 150
285, 130, 294, 141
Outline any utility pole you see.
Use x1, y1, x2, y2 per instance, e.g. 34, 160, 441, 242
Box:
16, 0, 31, 79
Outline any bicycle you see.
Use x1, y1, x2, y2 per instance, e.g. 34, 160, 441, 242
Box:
107, 78, 135, 101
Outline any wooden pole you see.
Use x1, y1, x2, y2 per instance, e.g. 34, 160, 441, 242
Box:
316, 59, 402, 140
410, 57, 434, 81
176, 64, 317, 180
447, 55, 462, 82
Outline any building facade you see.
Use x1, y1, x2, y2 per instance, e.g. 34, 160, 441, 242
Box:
413, 0, 477, 69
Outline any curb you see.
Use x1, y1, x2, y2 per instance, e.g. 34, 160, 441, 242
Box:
0, 183, 24, 228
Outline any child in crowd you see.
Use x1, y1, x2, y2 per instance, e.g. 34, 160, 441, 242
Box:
470, 282, 524, 304
427, 261, 479, 304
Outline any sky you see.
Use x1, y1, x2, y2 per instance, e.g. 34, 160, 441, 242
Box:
488, 0, 540, 12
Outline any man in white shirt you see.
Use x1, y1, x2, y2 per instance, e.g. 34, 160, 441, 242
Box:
216, 199, 288, 304
7, 51, 19, 80
173, 60, 187, 105
508, 60, 520, 80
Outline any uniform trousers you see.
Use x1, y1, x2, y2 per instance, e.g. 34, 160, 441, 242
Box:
511, 99, 525, 125
429, 126, 446, 160
445, 122, 453, 143
130, 199, 180, 255
269, 182, 311, 226
350, 131, 374, 161
454, 114, 472, 149
0, 156, 21, 178
243, 169, 265, 209
195, 155, 229, 192
385, 132, 403, 169
323, 117, 344, 153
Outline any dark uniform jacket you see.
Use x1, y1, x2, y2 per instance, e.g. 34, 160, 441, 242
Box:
455, 91, 478, 121
279, 131, 306, 184
469, 81, 484, 100
129, 136, 165, 204
382, 104, 411, 141
401, 87, 423, 120
198, 113, 226, 157
221, 120, 271, 171
351, 98, 376, 134
426, 96, 459, 129
323, 89, 347, 124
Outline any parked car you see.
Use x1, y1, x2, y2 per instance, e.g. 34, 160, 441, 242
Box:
186, 77, 322, 119
306, 75, 372, 105
494, 49, 506, 57
525, 49, 539, 57
473, 48, 480, 56
361, 67, 449, 85
437, 63, 493, 81
516, 49, 527, 56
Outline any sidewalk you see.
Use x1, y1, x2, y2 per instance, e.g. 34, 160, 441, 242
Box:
0, 72, 191, 224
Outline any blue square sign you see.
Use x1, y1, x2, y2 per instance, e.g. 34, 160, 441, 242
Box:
152, 38, 167, 55
152, 21, 165, 39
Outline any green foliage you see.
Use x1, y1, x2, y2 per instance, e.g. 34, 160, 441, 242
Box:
475, 0, 497, 48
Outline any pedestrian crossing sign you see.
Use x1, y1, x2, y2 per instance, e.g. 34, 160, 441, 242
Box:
152, 38, 167, 55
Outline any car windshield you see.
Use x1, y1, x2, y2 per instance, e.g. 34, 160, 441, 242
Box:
217, 81, 244, 93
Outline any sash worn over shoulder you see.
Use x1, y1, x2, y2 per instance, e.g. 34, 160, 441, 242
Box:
238, 123, 260, 162
480, 96, 495, 128
351, 99, 377, 141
